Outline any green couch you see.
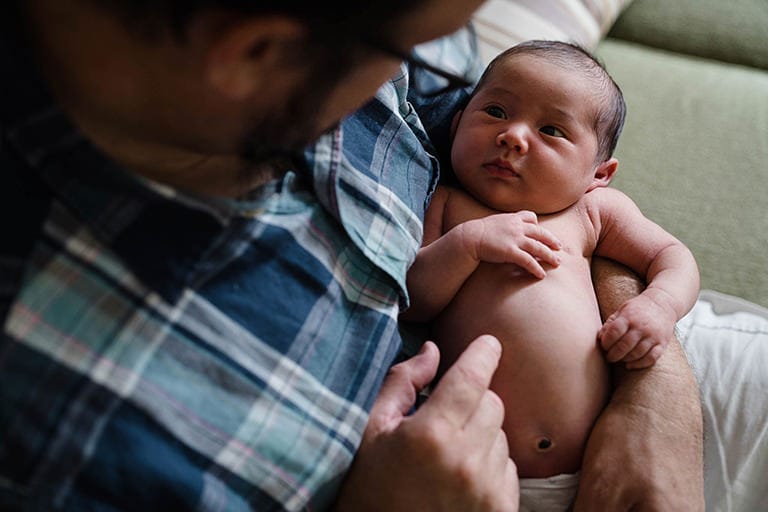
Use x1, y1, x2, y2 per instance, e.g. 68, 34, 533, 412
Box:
597, 0, 768, 308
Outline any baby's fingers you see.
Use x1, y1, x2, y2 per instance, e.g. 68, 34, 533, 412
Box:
623, 336, 666, 368
599, 315, 640, 362
519, 238, 561, 270
625, 345, 665, 369
528, 223, 562, 251
598, 314, 627, 349
512, 211, 562, 251
606, 332, 643, 363
511, 249, 548, 279
622, 338, 657, 363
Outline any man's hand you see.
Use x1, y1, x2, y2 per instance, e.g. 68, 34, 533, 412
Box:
575, 258, 704, 511
334, 337, 519, 511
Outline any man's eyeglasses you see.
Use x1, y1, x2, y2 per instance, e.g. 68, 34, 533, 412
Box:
366, 39, 475, 97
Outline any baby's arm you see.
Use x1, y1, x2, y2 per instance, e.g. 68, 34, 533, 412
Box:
402, 186, 562, 322
591, 188, 700, 369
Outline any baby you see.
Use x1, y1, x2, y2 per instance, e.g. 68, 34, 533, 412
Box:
403, 40, 699, 507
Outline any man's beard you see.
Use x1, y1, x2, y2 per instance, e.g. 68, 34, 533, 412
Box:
237, 67, 343, 183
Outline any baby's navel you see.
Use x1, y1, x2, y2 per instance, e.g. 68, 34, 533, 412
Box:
536, 437, 553, 452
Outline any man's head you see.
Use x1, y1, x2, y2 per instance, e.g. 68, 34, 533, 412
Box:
22, 0, 484, 190
449, 40, 626, 214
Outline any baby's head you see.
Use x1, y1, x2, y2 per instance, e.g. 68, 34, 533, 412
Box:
474, 40, 626, 164
450, 40, 627, 213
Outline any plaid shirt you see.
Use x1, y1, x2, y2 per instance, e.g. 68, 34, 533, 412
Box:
0, 17, 476, 512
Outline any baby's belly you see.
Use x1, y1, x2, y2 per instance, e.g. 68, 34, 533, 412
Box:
432, 260, 610, 478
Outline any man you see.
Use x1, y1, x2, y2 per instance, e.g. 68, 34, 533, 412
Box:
0, 0, 702, 510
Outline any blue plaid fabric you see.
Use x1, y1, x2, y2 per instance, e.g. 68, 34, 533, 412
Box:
0, 17, 477, 512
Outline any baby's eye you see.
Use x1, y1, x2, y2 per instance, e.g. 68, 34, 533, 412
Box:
485, 106, 507, 119
540, 125, 565, 137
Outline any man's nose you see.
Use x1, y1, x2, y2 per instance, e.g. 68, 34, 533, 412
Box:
496, 123, 529, 154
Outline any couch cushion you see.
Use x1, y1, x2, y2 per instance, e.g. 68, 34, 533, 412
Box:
609, 0, 768, 71
597, 39, 768, 308
473, 0, 634, 64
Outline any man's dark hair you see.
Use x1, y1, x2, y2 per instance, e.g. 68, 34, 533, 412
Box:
93, 1, 428, 45
474, 40, 626, 163
65, 1, 432, 168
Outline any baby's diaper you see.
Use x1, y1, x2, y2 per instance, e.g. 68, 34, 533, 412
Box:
519, 472, 579, 512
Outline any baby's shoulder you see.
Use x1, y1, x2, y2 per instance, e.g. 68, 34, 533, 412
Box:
439, 186, 495, 222
583, 186, 632, 206
553, 188, 635, 249
437, 184, 475, 206
580, 187, 638, 221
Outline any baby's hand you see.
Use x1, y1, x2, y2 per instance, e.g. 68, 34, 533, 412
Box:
461, 211, 562, 278
597, 294, 677, 369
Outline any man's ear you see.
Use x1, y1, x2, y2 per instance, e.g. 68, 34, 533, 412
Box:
587, 157, 618, 191
205, 17, 305, 100
449, 110, 464, 143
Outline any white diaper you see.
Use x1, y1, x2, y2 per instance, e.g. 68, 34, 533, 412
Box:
519, 472, 579, 512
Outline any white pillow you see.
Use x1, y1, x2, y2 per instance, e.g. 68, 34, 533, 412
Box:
473, 0, 635, 64
679, 290, 768, 511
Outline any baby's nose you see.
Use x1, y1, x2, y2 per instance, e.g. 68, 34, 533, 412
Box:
496, 124, 528, 153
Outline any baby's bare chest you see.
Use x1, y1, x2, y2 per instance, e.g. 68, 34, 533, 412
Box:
439, 197, 602, 335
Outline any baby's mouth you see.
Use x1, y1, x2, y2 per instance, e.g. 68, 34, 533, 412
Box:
484, 159, 519, 177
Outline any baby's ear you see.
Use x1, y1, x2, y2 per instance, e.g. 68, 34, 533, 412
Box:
449, 110, 464, 142
588, 157, 618, 191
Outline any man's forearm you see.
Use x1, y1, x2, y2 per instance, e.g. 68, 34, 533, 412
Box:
592, 256, 701, 429
608, 335, 703, 464
577, 257, 704, 510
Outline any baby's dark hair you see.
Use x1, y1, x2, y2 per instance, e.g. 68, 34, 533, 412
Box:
474, 40, 626, 163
